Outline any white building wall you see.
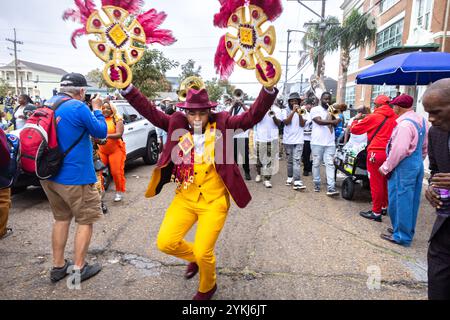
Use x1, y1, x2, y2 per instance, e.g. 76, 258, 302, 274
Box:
1, 68, 62, 100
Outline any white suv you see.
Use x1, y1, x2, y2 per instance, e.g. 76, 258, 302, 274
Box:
10, 100, 160, 193
109, 100, 159, 165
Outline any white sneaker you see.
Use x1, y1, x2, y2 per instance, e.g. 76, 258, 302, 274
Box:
326, 189, 339, 197
255, 175, 262, 183
114, 193, 123, 202
264, 180, 272, 188
286, 177, 293, 186
293, 181, 306, 190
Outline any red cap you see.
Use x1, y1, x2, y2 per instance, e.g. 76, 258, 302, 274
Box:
374, 95, 391, 105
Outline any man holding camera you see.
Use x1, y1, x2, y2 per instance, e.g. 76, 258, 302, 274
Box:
350, 95, 397, 222
41, 73, 107, 285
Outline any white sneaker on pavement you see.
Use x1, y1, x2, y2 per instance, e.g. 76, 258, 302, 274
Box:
293, 181, 306, 190
255, 175, 262, 183
264, 180, 272, 188
286, 177, 293, 186
114, 193, 123, 202
326, 190, 339, 197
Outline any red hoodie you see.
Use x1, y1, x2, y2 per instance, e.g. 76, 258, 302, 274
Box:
350, 104, 398, 152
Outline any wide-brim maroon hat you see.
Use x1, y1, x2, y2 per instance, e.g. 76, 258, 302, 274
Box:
176, 88, 218, 109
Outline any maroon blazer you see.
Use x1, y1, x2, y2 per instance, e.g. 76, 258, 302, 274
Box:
124, 86, 278, 208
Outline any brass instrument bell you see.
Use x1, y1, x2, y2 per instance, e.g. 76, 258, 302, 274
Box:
296, 108, 306, 116
177, 76, 206, 102
233, 88, 244, 100
327, 104, 342, 117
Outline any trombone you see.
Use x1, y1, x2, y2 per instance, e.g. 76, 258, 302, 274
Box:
327, 103, 344, 118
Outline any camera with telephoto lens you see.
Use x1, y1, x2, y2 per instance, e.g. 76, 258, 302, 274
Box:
85, 93, 93, 111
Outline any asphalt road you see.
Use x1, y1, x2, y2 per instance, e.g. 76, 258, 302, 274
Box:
0, 159, 433, 300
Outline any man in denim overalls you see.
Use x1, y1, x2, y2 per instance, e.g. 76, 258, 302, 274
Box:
379, 94, 429, 246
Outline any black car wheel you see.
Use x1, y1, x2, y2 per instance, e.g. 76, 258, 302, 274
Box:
342, 176, 355, 200
143, 135, 159, 165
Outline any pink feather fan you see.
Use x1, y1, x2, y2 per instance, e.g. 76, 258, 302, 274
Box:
63, 0, 176, 48
213, 0, 283, 80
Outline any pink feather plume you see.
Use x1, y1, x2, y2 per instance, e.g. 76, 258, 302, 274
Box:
101, 0, 144, 15
213, 0, 245, 28
214, 35, 235, 80
250, 0, 283, 21
70, 27, 88, 49
213, 0, 283, 28
137, 9, 176, 45
63, 0, 97, 48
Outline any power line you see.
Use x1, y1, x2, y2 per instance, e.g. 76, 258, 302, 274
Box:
283, 0, 383, 87
5, 28, 24, 95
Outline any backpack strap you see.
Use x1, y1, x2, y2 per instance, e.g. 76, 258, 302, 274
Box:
367, 116, 388, 147
51, 95, 86, 158
51, 95, 72, 111
63, 130, 86, 157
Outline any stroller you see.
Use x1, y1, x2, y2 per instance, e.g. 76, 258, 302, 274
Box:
334, 142, 370, 200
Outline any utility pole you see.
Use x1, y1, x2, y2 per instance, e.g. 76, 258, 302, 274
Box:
300, 73, 304, 95
283, 29, 306, 96
316, 0, 326, 79
295, 0, 339, 92
6, 28, 23, 95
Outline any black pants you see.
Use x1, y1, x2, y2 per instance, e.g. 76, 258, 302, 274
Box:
302, 140, 312, 173
428, 218, 450, 300
233, 137, 250, 174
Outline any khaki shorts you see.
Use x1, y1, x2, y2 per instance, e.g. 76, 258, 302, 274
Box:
41, 180, 102, 225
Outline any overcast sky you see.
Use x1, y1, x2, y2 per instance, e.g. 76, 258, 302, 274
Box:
0, 0, 343, 97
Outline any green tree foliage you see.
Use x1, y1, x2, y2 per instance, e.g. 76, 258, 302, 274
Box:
0, 78, 12, 97
338, 10, 376, 103
86, 68, 107, 88
179, 59, 202, 81
132, 49, 179, 98
302, 16, 341, 74
205, 78, 236, 102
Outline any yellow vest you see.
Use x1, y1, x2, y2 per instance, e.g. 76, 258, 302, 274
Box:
177, 123, 227, 203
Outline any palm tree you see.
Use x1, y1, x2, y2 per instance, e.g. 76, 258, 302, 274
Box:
302, 16, 341, 76
338, 9, 377, 103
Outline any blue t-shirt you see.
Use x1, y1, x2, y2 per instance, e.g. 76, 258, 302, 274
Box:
47, 95, 107, 185
335, 114, 345, 138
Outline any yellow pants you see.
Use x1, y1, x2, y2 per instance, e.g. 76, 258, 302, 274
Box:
157, 193, 230, 293
0, 188, 11, 238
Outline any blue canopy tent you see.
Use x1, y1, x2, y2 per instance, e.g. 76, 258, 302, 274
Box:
356, 51, 450, 85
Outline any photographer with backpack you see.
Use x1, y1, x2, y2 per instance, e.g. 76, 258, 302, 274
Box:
37, 73, 107, 284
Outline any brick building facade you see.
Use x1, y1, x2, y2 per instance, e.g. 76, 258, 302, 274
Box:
337, 0, 450, 117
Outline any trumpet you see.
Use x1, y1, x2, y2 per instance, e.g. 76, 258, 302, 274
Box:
233, 88, 244, 101
295, 106, 306, 116
177, 76, 205, 102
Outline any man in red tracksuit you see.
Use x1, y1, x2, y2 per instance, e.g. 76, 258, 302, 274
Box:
350, 95, 398, 222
